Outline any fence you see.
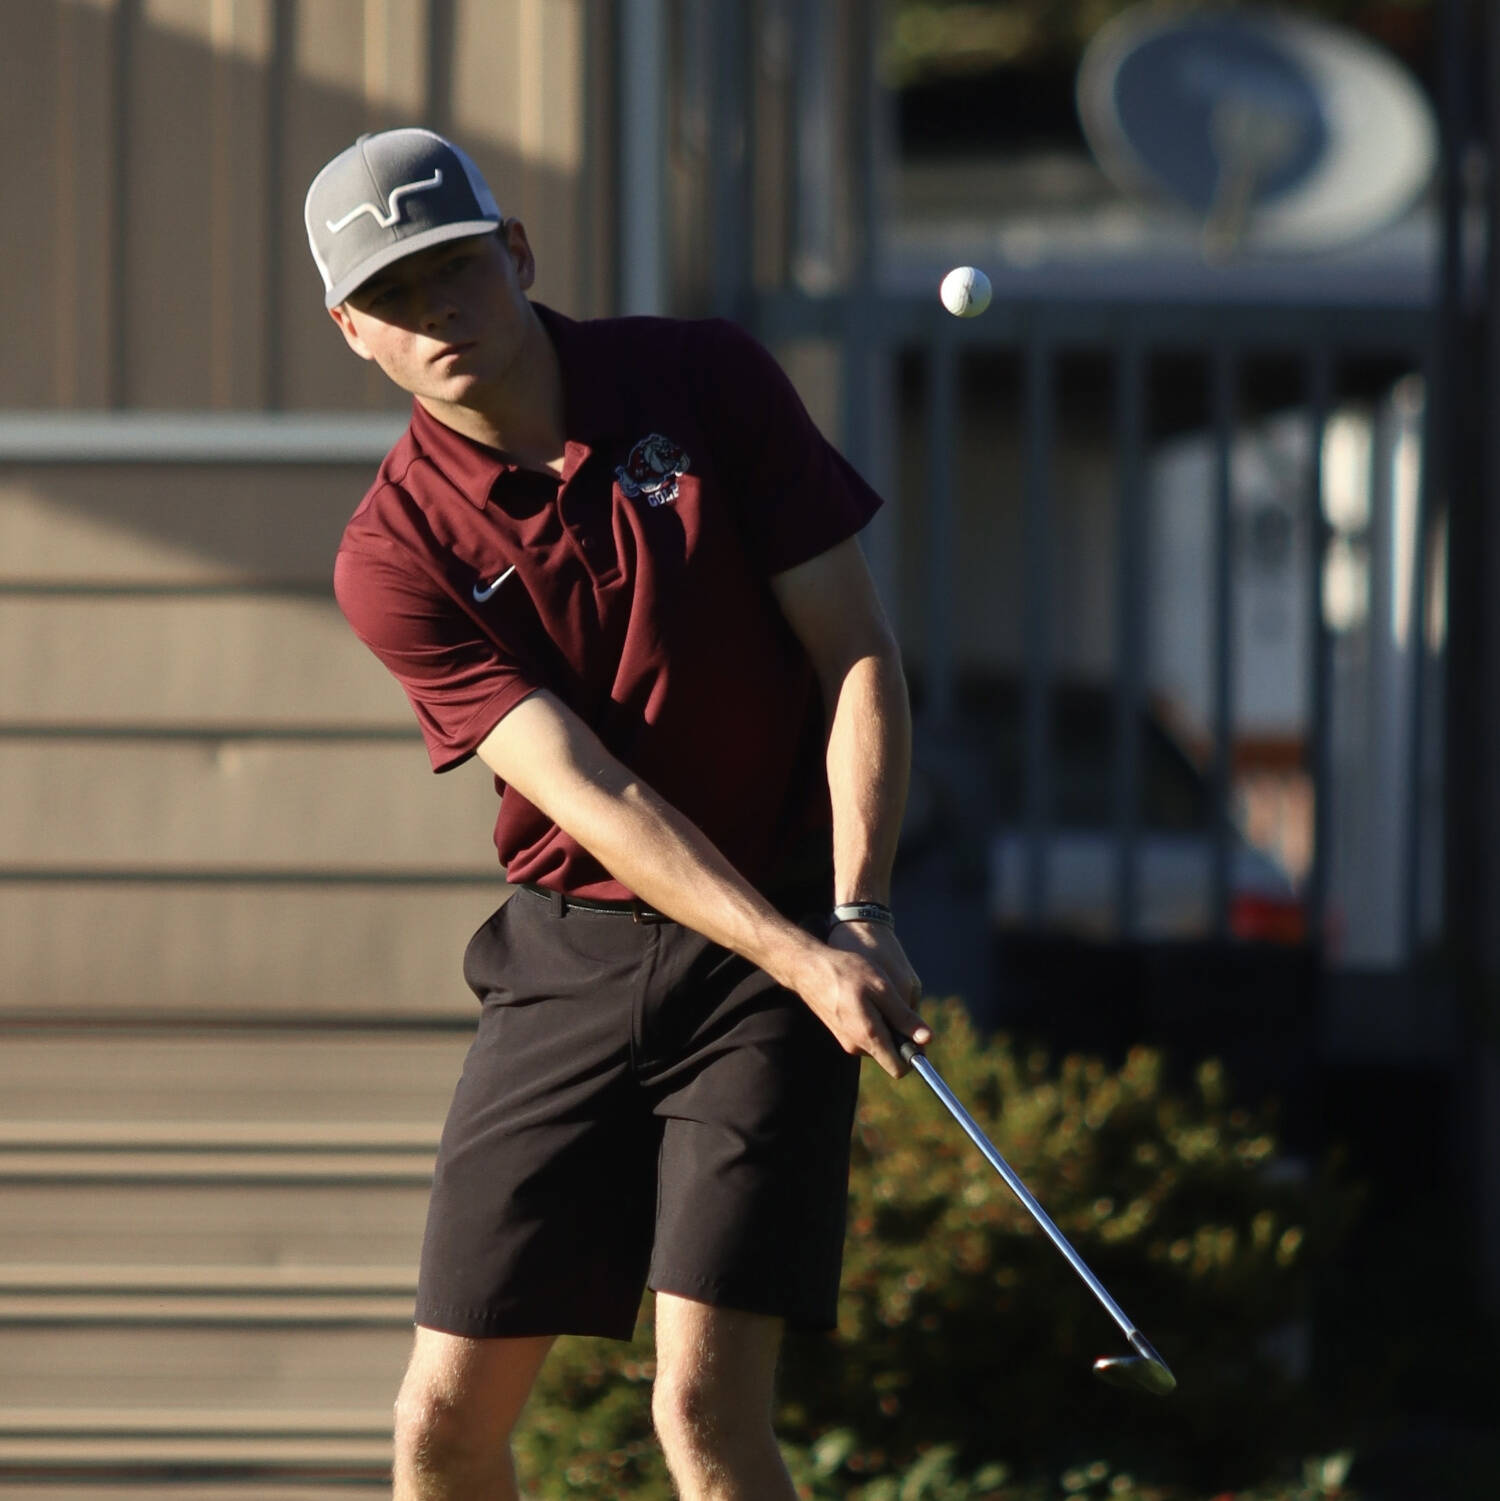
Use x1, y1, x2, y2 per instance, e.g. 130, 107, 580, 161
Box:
754, 288, 1442, 970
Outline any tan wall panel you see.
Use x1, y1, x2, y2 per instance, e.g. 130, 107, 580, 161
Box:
0, 1326, 409, 1409
126, 4, 219, 407
281, 2, 404, 409
0, 1031, 469, 1123
3, 2, 596, 409
293, 0, 383, 98
5, 1180, 429, 1266
0, 884, 499, 1016
358, 0, 429, 119
0, 464, 381, 584
53, 0, 118, 407
529, 0, 586, 313
450, 0, 583, 313
209, 0, 276, 408
127, 1, 277, 407
0, 741, 502, 871
0, 597, 413, 728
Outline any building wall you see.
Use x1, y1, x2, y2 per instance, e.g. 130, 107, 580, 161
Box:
0, 0, 608, 1023
0, 442, 516, 1020
1, 0, 606, 413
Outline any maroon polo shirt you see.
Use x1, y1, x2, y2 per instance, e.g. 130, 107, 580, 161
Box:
333, 305, 881, 899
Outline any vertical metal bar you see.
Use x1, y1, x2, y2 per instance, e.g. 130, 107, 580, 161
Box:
839, 317, 873, 513
1304, 347, 1334, 952
839, 3, 899, 625
750, 0, 797, 290
1403, 361, 1436, 957
854, 343, 901, 638
849, 0, 884, 293
835, 0, 871, 483
1114, 337, 1147, 940
1366, 393, 1403, 963
1022, 334, 1055, 925
1478, 0, 1500, 1321
709, 0, 751, 320
1438, 0, 1478, 974
619, 0, 669, 314
790, 0, 834, 291
108, 0, 139, 408
1211, 344, 1238, 939
925, 333, 958, 728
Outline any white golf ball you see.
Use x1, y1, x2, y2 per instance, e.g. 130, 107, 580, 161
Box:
939, 265, 992, 318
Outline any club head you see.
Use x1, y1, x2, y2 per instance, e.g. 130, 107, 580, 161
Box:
1092, 1334, 1177, 1396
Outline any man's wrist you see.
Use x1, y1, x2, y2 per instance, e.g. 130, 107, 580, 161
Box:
830, 900, 895, 928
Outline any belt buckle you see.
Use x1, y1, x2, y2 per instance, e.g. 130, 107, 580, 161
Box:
632, 903, 666, 925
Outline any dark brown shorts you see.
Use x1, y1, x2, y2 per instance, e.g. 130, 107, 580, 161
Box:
414, 881, 861, 1340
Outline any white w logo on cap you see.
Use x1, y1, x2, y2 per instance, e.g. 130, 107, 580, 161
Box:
326, 169, 445, 234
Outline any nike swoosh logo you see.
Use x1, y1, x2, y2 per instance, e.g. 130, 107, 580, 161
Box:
472, 564, 517, 602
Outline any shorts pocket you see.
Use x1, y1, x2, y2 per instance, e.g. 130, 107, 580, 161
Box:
462, 894, 518, 1002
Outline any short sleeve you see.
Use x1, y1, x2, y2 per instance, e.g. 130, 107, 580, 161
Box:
693, 320, 882, 575
333, 531, 539, 773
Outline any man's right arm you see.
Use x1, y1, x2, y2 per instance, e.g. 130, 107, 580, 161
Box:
475, 690, 930, 1076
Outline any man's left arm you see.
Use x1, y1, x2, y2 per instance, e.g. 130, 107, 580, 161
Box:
770, 536, 923, 1010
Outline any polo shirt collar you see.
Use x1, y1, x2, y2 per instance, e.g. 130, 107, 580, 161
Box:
407, 399, 508, 506
407, 301, 630, 510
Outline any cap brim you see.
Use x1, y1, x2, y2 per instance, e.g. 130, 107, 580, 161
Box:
324, 220, 500, 308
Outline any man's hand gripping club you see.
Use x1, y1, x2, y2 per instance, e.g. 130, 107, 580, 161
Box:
476, 690, 929, 1077
787, 925, 929, 1078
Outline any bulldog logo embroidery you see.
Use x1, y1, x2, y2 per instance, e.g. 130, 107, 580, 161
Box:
615, 433, 690, 507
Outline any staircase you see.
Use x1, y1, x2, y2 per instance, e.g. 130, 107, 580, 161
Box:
0, 428, 508, 1495
0, 1022, 474, 1496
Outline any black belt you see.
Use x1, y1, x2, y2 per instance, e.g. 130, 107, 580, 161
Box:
519, 884, 669, 924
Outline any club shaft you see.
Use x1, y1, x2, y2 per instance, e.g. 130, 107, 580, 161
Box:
909, 1052, 1139, 1343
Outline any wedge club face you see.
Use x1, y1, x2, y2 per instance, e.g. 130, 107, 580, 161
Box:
897, 1037, 1177, 1397
1092, 1333, 1177, 1395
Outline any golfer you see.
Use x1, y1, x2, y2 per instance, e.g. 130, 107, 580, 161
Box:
306, 128, 927, 1501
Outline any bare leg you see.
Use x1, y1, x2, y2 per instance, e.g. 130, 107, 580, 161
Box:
392, 1325, 554, 1501
651, 1293, 798, 1501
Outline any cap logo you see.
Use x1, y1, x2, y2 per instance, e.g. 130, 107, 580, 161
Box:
325, 169, 445, 234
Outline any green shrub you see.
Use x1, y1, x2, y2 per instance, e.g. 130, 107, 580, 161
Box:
512, 1000, 1360, 1500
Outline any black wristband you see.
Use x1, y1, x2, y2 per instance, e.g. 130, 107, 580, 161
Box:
830, 901, 895, 928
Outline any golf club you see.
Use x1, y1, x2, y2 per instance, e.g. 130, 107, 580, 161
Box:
898, 1037, 1177, 1396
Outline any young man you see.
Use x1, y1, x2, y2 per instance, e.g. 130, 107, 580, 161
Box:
305, 128, 928, 1501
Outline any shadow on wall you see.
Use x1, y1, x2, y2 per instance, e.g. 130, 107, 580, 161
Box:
2, 1, 591, 416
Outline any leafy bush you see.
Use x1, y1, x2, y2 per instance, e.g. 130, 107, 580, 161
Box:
513, 1000, 1360, 1499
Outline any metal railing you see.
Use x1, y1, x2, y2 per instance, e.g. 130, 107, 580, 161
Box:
755, 289, 1440, 960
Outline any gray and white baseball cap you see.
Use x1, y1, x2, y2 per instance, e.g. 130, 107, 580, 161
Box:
304, 128, 502, 308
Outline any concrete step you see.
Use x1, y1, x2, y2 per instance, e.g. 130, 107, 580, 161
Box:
0, 1026, 459, 1492
0, 1263, 416, 1326
0, 1122, 440, 1150
0, 1441, 387, 1479
0, 1027, 471, 1123
0, 1116, 434, 1191
4, 1180, 429, 1267
0, 1144, 433, 1186
0, 1328, 411, 1410
0, 1487, 388, 1500
0, 1407, 391, 1484
0, 887, 494, 1022
0, 1265, 415, 1292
